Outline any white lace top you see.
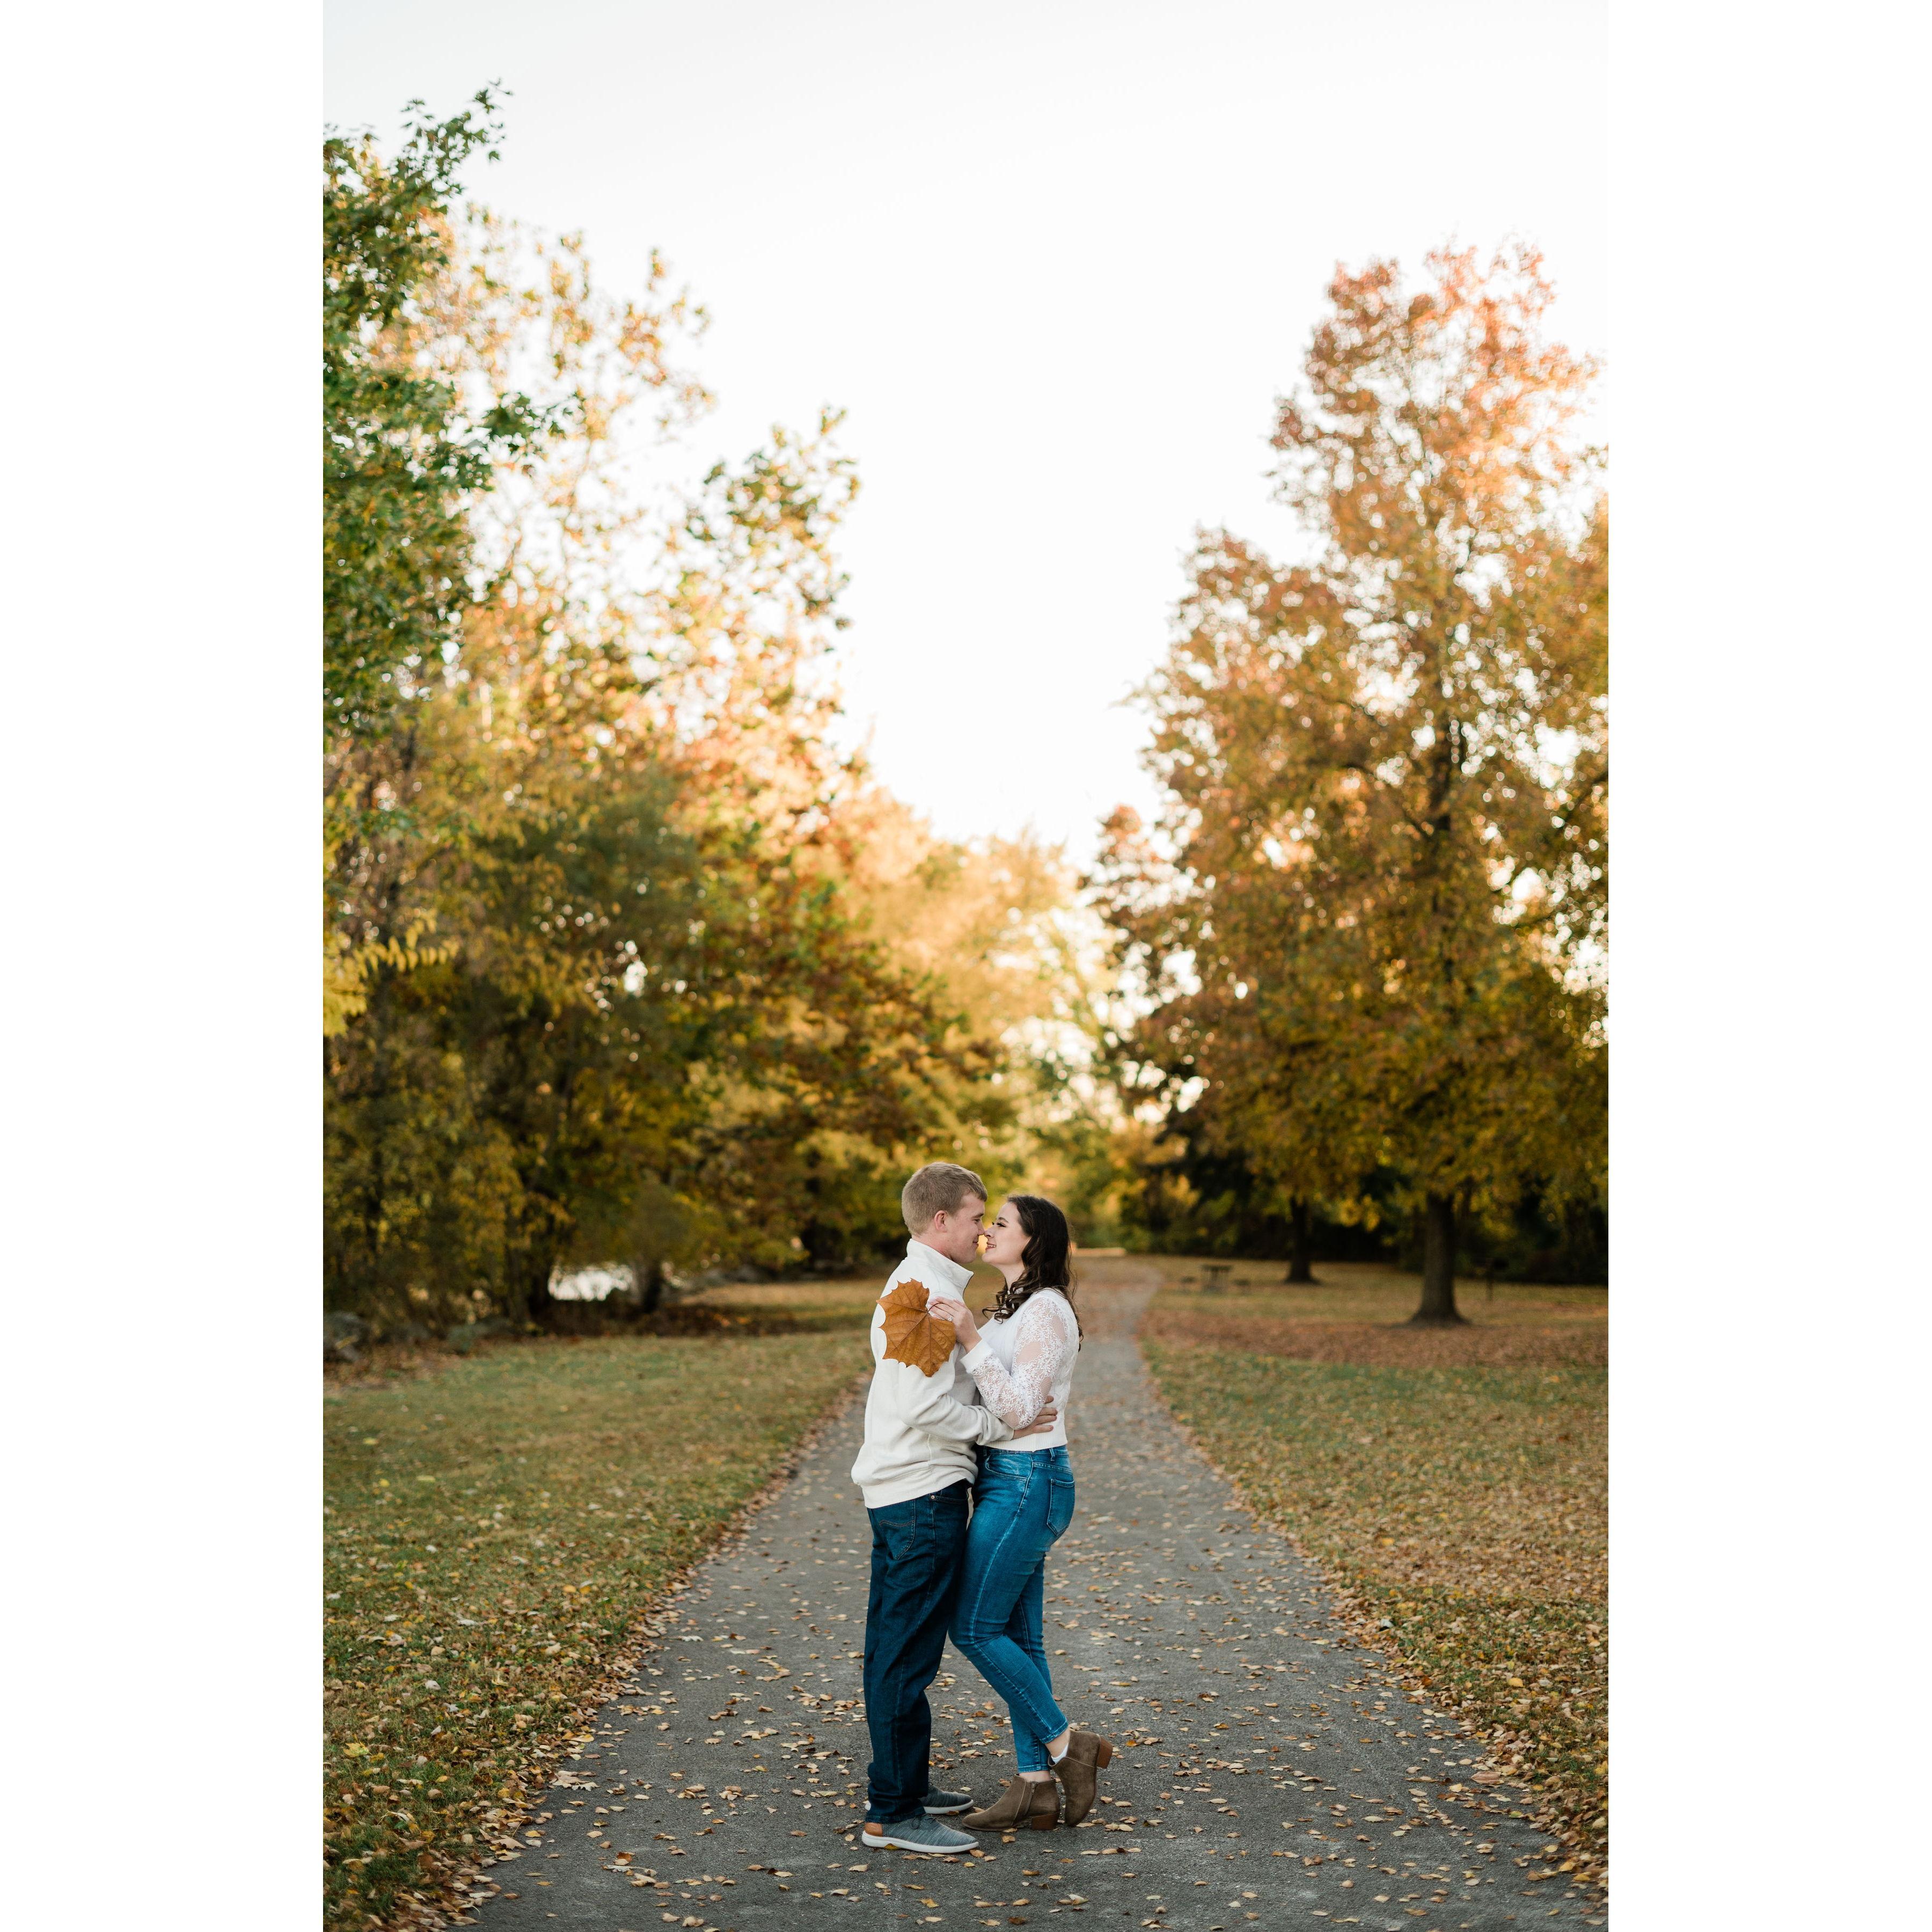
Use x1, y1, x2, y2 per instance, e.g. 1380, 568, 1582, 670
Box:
961, 1287, 1079, 1452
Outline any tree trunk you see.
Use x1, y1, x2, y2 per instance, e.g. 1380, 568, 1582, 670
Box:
1410, 1191, 1466, 1324
513, 1243, 559, 1329
634, 1255, 667, 1316
1286, 1198, 1318, 1285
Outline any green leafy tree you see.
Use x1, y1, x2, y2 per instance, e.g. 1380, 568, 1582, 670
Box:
323, 163, 1015, 1330
323, 93, 559, 1033
322, 90, 545, 750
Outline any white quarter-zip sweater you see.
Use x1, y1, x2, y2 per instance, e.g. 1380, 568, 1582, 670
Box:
850, 1239, 1013, 1509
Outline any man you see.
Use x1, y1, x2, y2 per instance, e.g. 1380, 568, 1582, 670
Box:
852, 1161, 1058, 1855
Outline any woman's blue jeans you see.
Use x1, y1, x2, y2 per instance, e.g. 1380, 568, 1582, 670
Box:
951, 1446, 1076, 1772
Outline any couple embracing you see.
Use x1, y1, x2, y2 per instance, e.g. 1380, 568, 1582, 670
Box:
852, 1161, 1115, 1854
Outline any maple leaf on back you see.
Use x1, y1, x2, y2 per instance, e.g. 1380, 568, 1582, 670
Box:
879, 1277, 957, 1377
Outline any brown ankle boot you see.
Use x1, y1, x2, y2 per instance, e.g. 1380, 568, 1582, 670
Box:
961, 1774, 1060, 1832
1051, 1729, 1116, 1826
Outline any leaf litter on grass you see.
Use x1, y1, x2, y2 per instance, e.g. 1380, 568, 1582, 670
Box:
1140, 1271, 1607, 1890
323, 1326, 867, 1931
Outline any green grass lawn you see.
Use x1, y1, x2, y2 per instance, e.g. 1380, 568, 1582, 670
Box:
1140, 1263, 1607, 1883
1138, 1255, 1607, 1349
323, 1324, 868, 1931
677, 1274, 894, 1329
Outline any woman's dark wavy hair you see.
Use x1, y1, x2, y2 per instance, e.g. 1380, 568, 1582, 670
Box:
983, 1195, 1080, 1338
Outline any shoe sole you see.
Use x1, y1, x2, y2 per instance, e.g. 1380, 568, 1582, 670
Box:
861, 1831, 974, 1855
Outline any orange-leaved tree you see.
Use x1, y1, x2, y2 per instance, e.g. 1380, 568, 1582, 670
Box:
1101, 244, 1606, 1321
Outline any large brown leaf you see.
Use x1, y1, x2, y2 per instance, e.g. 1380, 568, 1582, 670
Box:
879, 1277, 957, 1377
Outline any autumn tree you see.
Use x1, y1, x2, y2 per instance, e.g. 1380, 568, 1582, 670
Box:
323, 147, 1032, 1330
1103, 244, 1606, 1321
322, 92, 561, 1033
322, 90, 560, 748
801, 787, 1124, 1252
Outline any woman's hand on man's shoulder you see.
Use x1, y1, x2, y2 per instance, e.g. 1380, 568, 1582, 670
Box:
927, 1295, 979, 1348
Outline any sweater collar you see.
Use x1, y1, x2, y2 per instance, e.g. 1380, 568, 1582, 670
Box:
906, 1238, 973, 1292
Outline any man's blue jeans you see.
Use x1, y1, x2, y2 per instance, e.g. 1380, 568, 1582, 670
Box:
863, 1480, 970, 1824
951, 1447, 1075, 1772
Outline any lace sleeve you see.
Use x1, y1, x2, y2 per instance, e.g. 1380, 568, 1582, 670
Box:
969, 1293, 1078, 1429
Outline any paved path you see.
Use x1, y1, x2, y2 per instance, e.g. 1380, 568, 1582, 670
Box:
465, 1267, 1604, 1932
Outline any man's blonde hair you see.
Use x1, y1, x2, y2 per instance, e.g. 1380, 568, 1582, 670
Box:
901, 1161, 987, 1235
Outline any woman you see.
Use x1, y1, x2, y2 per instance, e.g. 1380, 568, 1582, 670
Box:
928, 1195, 1115, 1833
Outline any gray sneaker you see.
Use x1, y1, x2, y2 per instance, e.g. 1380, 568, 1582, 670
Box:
861, 1814, 977, 1855
923, 1788, 974, 1816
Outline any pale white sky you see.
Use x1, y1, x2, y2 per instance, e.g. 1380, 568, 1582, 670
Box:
325, 0, 1607, 858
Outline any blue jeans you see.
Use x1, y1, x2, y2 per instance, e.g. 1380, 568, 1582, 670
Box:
863, 1480, 970, 1824
951, 1447, 1076, 1772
